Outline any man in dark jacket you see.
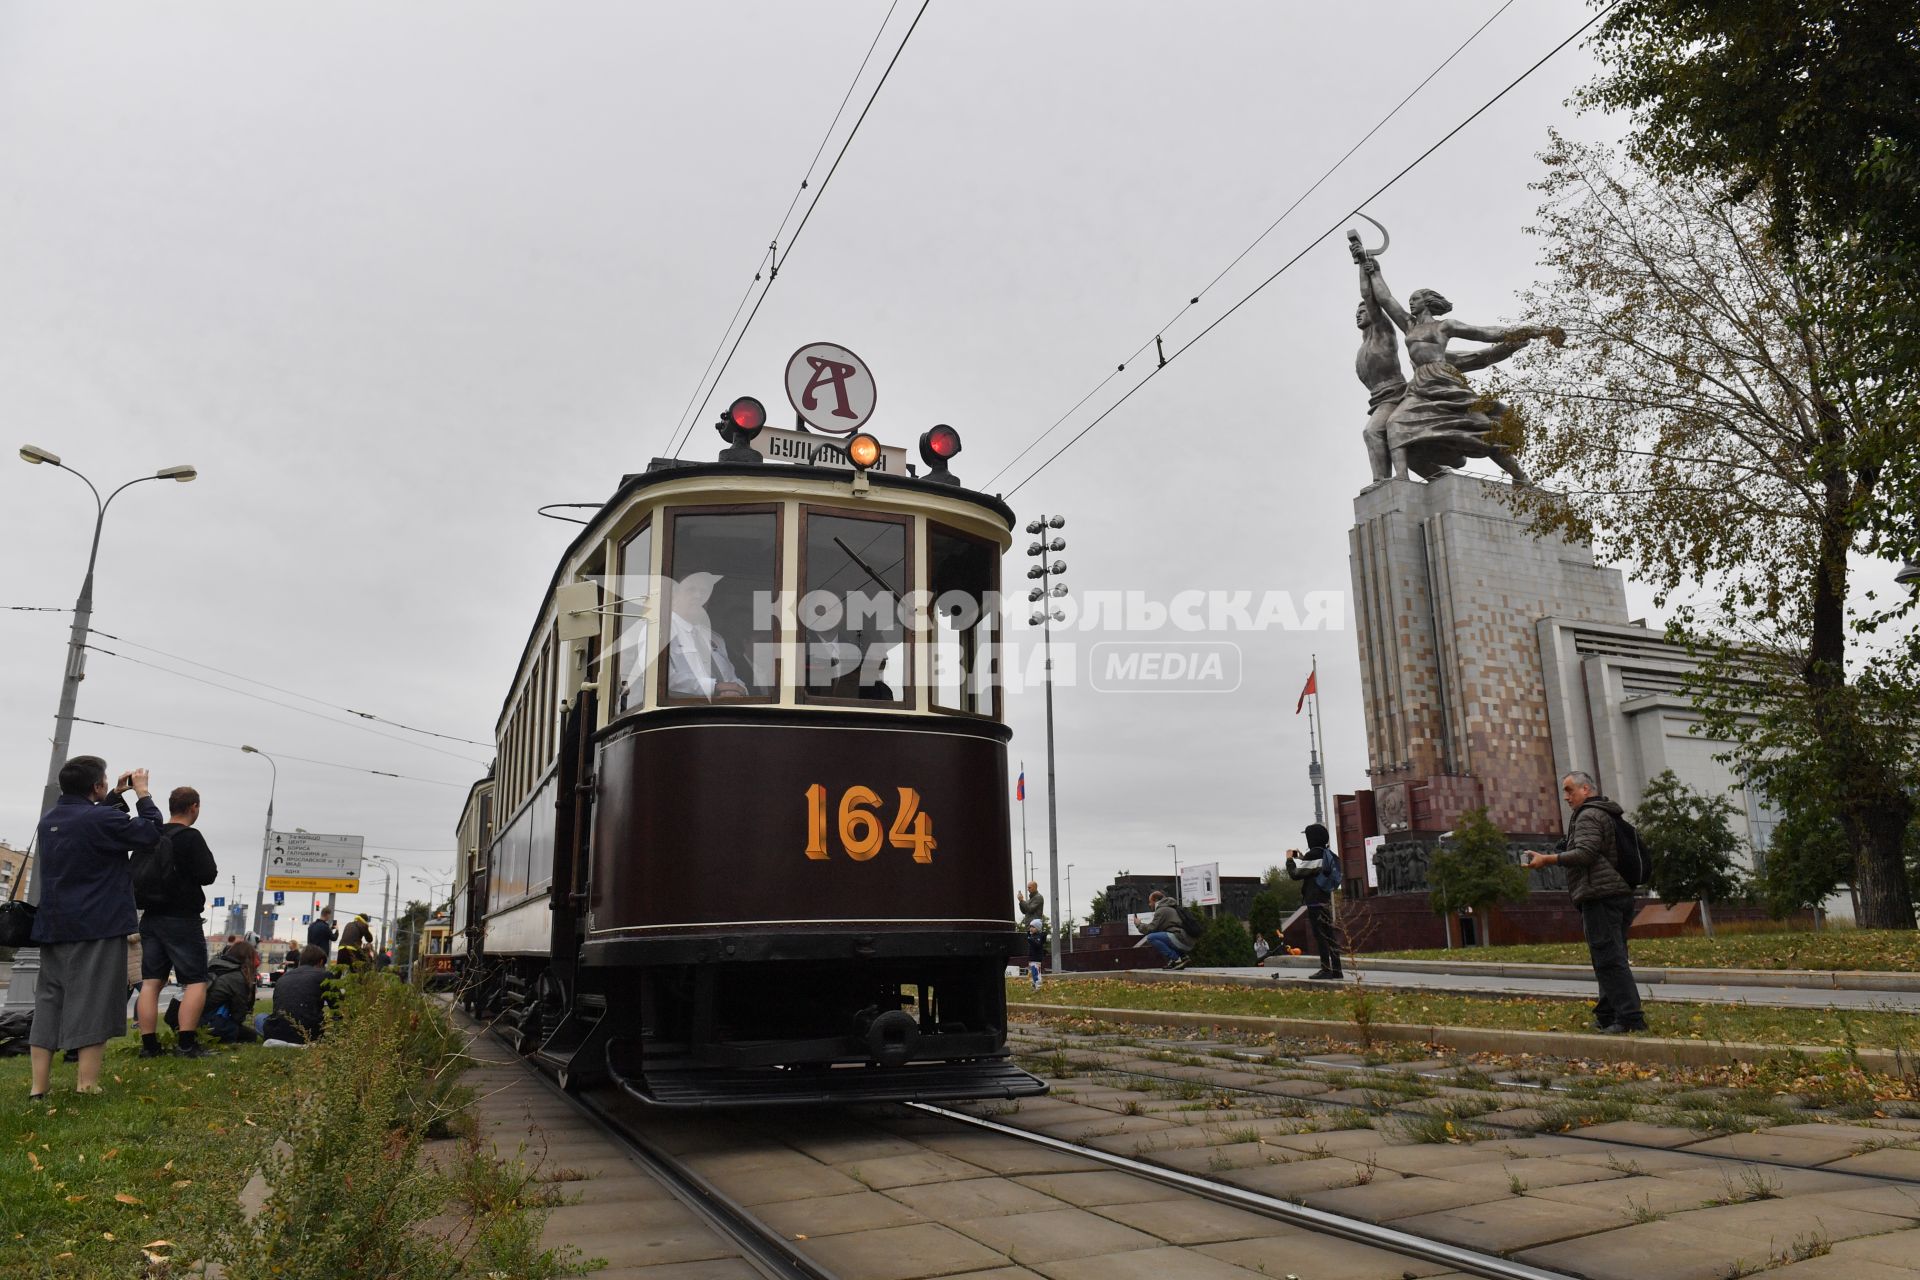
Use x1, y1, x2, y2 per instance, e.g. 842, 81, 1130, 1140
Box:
307, 906, 337, 960
1288, 823, 1345, 980
261, 944, 329, 1043
134, 786, 219, 1059
1522, 772, 1646, 1033
27, 757, 164, 1098
1138, 891, 1193, 968
337, 912, 373, 969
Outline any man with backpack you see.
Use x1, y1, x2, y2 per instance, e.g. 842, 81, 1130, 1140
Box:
1138, 890, 1197, 969
1288, 823, 1345, 980
1521, 771, 1648, 1034
134, 786, 219, 1059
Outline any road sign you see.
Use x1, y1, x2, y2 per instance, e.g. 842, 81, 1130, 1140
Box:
212, 896, 225, 907
264, 831, 364, 894
302, 915, 311, 924
785, 341, 876, 435
750, 426, 908, 474
1179, 861, 1221, 907
273, 891, 285, 904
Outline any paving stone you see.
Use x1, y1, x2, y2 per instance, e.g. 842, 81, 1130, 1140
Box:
1475, 1107, 1548, 1129
885, 1177, 1063, 1222
1220, 1156, 1402, 1198
1757, 1257, 1920, 1280
753, 1190, 927, 1239
1145, 1142, 1285, 1174
1662, 1162, 1872, 1197
549, 1216, 738, 1269
1520, 1219, 1774, 1280
1085, 1197, 1292, 1245
917, 1132, 1105, 1176
1302, 1175, 1510, 1222
1255, 1077, 1337, 1097
842, 1152, 995, 1190
1526, 1172, 1731, 1217
936, 1270, 1047, 1280
1013, 1171, 1174, 1207
783, 1129, 930, 1164
1792, 1184, 1920, 1223
1472, 1134, 1601, 1158
1573, 1120, 1712, 1148
1680, 1132, 1867, 1167
1367, 1143, 1511, 1176
1827, 1228, 1920, 1269
796, 1221, 1009, 1280
699, 1159, 868, 1206
1664, 1196, 1912, 1245
1030, 1115, 1176, 1143
1761, 1123, 1920, 1147
1200, 1230, 1458, 1279
950, 1205, 1161, 1264
1267, 1128, 1392, 1156
588, 1260, 765, 1280
1034, 1243, 1271, 1280
1132, 1118, 1310, 1150
1391, 1195, 1627, 1253
1555, 1142, 1728, 1174
1822, 1148, 1920, 1180
1430, 1156, 1629, 1191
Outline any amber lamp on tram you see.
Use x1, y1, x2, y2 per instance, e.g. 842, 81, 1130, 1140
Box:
845, 432, 882, 470
917, 424, 962, 487
715, 394, 768, 464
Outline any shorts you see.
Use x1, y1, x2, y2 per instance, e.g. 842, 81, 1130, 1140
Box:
29, 936, 130, 1051
140, 913, 210, 986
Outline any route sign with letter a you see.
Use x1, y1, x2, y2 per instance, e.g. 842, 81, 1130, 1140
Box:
785, 341, 876, 435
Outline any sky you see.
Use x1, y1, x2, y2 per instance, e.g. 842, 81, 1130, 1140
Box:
0, 1, 1669, 938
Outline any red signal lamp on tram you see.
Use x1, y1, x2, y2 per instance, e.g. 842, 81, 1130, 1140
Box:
715, 394, 768, 464
918, 424, 962, 486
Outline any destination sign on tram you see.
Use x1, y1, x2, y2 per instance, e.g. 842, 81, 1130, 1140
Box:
752, 426, 908, 473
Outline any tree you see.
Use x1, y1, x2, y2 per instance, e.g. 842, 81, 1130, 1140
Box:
1503, 136, 1919, 928
1085, 888, 1111, 926
1755, 789, 1853, 919
1427, 808, 1529, 947
1246, 890, 1288, 948
1188, 914, 1255, 968
1260, 864, 1304, 915
1632, 770, 1747, 934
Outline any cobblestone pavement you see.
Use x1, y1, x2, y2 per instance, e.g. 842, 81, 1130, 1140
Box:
981, 1025, 1920, 1280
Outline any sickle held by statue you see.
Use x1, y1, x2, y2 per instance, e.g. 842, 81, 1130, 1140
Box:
1345, 212, 1391, 263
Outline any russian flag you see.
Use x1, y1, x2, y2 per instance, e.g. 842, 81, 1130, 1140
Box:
1016, 771, 1026, 801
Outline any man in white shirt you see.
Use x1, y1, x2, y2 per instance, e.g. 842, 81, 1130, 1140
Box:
666, 572, 749, 700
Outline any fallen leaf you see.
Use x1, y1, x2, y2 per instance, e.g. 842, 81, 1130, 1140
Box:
162, 1159, 174, 1171
102, 1148, 119, 1160
242, 1117, 257, 1127
65, 1195, 87, 1203
142, 1239, 173, 1249
114, 1193, 142, 1205
101, 1232, 115, 1241
171, 1180, 192, 1189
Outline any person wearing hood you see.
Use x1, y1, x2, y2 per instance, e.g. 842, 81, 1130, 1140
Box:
200, 940, 260, 1043
1522, 772, 1646, 1033
1287, 823, 1344, 980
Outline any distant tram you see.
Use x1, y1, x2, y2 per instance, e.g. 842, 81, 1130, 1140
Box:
452, 394, 1043, 1106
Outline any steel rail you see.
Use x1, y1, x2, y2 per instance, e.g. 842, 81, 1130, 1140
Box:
1006, 1031, 1920, 1192
507, 1035, 838, 1280
910, 1102, 1575, 1280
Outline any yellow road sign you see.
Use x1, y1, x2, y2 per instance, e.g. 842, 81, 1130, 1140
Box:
265, 876, 361, 893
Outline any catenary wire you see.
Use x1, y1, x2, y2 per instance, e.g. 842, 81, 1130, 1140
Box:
2, 605, 68, 612
82, 644, 489, 767
657, 0, 910, 457
88, 627, 491, 747
666, 0, 933, 459
70, 717, 470, 788
982, 0, 1518, 491
1001, 2, 1618, 499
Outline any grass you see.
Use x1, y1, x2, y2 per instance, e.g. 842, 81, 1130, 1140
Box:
1, 1037, 280, 1277
1010, 976, 1920, 1048
1370, 928, 1920, 973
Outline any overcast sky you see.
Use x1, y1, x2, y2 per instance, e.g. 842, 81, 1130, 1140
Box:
0, 1, 1667, 936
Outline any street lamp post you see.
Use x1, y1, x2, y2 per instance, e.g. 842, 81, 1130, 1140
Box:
1168, 843, 1180, 896
1066, 864, 1075, 953
368, 856, 401, 958
5, 447, 195, 1014
1025, 515, 1069, 974
240, 746, 277, 943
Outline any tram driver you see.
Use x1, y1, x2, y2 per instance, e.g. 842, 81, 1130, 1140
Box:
666, 571, 751, 700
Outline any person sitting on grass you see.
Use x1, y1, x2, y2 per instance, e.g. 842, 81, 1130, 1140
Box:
199, 939, 261, 1043
258, 944, 329, 1044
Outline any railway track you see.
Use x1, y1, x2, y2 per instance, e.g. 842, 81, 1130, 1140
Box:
1005, 1027, 1920, 1193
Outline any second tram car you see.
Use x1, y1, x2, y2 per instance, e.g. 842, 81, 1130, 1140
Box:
455, 403, 1044, 1106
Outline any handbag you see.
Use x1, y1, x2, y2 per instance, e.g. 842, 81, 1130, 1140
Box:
0, 852, 34, 948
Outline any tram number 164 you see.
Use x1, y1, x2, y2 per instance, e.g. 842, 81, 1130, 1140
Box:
804, 785, 937, 864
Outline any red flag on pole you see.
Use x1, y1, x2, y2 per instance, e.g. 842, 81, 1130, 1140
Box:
1295, 670, 1317, 714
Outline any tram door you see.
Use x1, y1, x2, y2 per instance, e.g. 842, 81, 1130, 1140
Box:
547, 687, 597, 1009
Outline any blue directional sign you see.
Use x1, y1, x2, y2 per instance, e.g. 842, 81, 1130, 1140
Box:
302, 915, 311, 924
212, 896, 225, 907
273, 891, 285, 904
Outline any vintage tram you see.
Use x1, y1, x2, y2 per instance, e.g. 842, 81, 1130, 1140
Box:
453, 400, 1043, 1106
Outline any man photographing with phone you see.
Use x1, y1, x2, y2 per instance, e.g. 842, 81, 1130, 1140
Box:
26, 757, 165, 1099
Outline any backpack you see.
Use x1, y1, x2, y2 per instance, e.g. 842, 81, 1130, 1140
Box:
132, 828, 178, 912
1317, 853, 1344, 893
1173, 902, 1206, 940
1610, 814, 1653, 888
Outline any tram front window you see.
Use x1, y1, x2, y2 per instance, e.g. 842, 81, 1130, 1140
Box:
930, 524, 999, 716
801, 510, 908, 705
662, 508, 780, 703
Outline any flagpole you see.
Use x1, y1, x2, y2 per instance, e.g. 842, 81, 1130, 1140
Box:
1306, 655, 1326, 828
1019, 759, 1030, 888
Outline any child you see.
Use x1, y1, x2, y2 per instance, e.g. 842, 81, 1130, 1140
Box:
1026, 923, 1045, 991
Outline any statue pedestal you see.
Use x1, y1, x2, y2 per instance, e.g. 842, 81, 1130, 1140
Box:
1346, 474, 1628, 842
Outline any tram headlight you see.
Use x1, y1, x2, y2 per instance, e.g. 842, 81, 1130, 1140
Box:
918, 424, 962, 486
846, 432, 881, 470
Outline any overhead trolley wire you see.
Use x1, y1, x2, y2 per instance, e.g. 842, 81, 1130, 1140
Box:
82, 644, 490, 767
664, 0, 933, 459
70, 717, 470, 788
982, 0, 1518, 492
998, 2, 1618, 499
87, 627, 492, 749
657, 0, 913, 459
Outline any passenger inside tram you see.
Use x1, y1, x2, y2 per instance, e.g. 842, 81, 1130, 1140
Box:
663, 510, 780, 701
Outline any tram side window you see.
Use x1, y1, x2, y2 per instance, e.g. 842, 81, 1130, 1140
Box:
930, 525, 999, 716
801, 510, 908, 705
610, 524, 652, 714
661, 509, 780, 703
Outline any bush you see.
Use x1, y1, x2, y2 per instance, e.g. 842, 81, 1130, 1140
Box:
1189, 914, 1256, 967
1246, 890, 1289, 948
